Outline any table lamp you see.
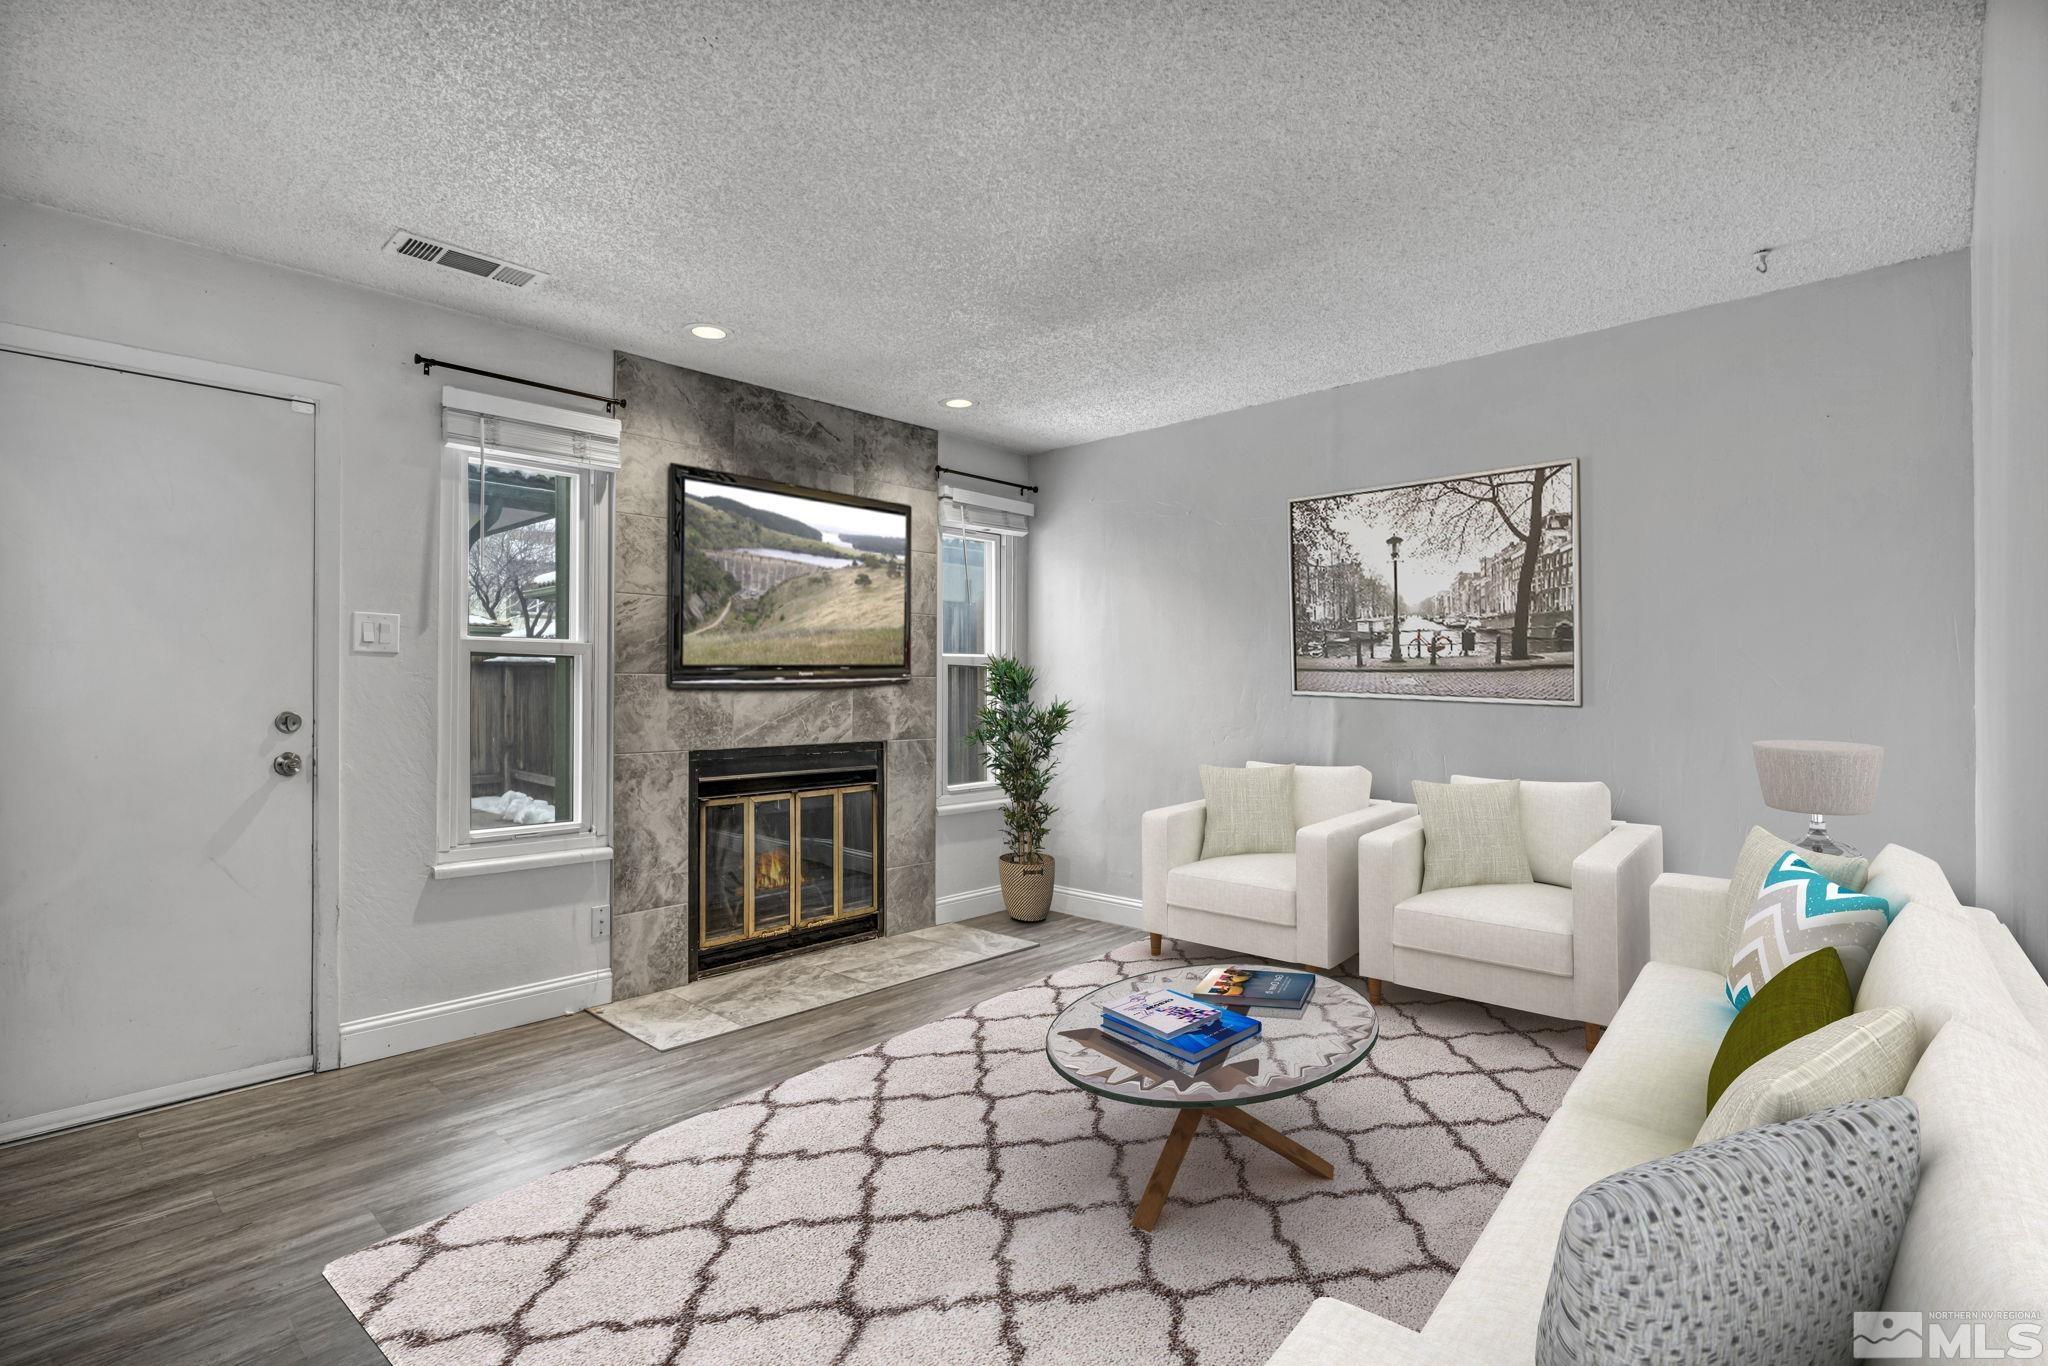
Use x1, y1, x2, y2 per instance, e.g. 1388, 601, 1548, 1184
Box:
1753, 740, 1883, 855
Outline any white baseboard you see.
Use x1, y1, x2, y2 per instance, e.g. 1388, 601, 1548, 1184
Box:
940, 882, 1144, 931
339, 968, 612, 1066
936, 885, 1006, 922
1051, 885, 1146, 929
0, 1054, 312, 1145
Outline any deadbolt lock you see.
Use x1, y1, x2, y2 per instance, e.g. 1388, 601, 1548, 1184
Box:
275, 710, 303, 734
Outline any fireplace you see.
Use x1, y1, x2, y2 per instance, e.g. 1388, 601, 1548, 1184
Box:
689, 742, 885, 977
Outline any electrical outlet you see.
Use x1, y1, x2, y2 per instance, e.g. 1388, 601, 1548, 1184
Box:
591, 904, 610, 941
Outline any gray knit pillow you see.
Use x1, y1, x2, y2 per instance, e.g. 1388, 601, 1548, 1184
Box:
1536, 1097, 1920, 1366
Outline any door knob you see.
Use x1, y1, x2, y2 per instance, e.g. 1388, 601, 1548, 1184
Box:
273, 752, 303, 778
275, 710, 303, 734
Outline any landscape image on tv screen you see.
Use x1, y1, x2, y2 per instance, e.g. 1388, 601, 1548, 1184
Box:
672, 470, 911, 682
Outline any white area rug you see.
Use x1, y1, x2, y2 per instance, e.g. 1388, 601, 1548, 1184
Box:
590, 923, 1033, 1050
326, 938, 1587, 1364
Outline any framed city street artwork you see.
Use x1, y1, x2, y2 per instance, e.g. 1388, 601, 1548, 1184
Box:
1289, 461, 1580, 705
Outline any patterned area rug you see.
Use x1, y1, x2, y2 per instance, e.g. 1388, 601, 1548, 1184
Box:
324, 939, 1587, 1365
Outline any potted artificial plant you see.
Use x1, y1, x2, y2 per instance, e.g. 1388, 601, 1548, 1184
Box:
966, 656, 1074, 922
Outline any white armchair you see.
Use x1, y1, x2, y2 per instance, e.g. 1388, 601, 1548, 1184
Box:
1356, 777, 1662, 1047
1141, 762, 1416, 969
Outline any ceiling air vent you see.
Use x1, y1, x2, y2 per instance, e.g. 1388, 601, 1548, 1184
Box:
383, 231, 548, 289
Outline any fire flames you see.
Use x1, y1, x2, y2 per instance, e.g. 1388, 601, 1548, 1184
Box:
755, 849, 791, 892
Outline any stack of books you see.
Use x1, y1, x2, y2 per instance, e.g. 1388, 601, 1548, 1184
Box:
1098, 989, 1262, 1076
1183, 966, 1318, 1017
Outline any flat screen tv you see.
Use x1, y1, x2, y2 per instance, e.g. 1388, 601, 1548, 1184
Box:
668, 467, 913, 688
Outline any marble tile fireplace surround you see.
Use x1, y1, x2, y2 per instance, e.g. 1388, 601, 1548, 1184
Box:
609, 351, 939, 999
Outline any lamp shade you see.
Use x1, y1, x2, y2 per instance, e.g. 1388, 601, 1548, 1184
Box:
1753, 740, 1883, 816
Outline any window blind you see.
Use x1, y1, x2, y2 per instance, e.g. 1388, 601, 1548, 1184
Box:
441, 386, 621, 470
940, 482, 1033, 536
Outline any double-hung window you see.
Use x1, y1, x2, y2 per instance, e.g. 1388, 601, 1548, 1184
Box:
938, 483, 1032, 805
435, 388, 617, 873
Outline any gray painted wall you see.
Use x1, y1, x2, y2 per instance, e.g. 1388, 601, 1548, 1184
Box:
1972, 0, 2048, 969
1029, 254, 1975, 907
0, 197, 615, 1036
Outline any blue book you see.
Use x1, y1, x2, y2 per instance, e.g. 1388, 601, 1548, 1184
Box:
1102, 998, 1260, 1063
1099, 1028, 1259, 1077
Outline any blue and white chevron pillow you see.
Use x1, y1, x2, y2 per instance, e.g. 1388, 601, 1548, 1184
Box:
1727, 851, 1896, 1011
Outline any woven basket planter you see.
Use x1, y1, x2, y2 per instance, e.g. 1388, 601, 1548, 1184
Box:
997, 853, 1056, 922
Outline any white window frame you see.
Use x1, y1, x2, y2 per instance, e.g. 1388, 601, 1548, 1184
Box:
937, 524, 1011, 806
434, 389, 615, 876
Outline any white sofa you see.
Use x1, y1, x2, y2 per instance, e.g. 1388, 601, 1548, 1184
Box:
1268, 850, 2048, 1365
1356, 778, 1663, 1046
1141, 762, 1415, 970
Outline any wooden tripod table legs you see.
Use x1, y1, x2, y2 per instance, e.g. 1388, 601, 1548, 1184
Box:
1131, 1111, 1203, 1231
1208, 1105, 1337, 1177
1129, 1105, 1334, 1231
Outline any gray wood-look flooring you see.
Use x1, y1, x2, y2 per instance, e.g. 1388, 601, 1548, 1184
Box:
0, 911, 1136, 1366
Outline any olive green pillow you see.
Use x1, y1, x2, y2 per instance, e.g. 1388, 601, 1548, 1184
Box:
1707, 947, 1852, 1111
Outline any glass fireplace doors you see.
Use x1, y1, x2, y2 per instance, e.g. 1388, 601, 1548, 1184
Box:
698, 784, 878, 951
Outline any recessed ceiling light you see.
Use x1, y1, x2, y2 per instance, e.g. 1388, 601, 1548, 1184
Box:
943, 398, 974, 409
689, 324, 728, 340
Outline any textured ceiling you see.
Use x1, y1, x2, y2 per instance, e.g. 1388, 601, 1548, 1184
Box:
0, 1, 1981, 452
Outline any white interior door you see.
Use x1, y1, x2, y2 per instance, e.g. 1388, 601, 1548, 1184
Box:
0, 351, 316, 1140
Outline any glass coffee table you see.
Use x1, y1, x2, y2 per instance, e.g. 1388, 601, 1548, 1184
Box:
1046, 965, 1380, 1230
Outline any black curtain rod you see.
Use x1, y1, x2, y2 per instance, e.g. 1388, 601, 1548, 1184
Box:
414, 354, 625, 414
934, 464, 1037, 495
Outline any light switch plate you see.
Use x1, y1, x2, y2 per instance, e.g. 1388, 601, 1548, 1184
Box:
352, 611, 401, 654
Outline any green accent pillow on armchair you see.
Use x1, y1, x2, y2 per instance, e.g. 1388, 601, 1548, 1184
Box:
1414, 779, 1533, 891
1707, 947, 1853, 1111
1197, 763, 1296, 859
